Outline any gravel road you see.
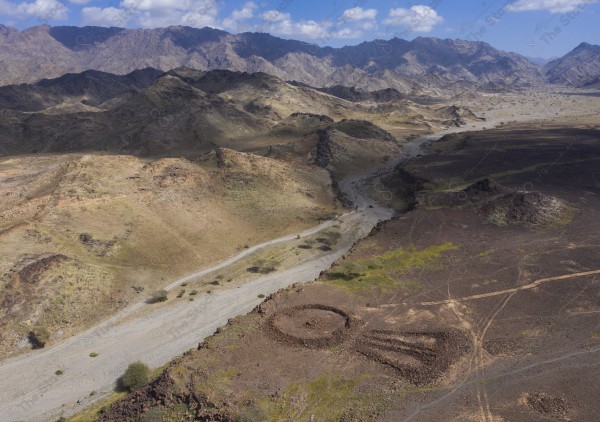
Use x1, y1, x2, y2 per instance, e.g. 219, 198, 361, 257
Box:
0, 118, 500, 421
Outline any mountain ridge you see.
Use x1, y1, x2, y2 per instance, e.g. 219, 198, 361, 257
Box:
544, 42, 600, 86
0, 24, 544, 91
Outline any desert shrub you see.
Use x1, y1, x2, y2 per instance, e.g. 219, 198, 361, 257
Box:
148, 290, 168, 303
118, 361, 150, 392
190, 290, 198, 295
55, 370, 64, 376
89, 352, 98, 357
297, 244, 312, 249
29, 326, 51, 349
246, 265, 277, 274
210, 280, 220, 285
247, 259, 278, 274
176, 290, 185, 298
257, 294, 265, 298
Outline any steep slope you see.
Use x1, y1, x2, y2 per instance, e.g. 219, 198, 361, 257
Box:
0, 68, 485, 157
0, 68, 163, 112
0, 25, 544, 90
0, 150, 340, 358
0, 72, 266, 156
544, 42, 600, 86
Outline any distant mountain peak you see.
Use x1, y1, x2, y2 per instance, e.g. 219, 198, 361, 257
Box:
0, 24, 552, 88
576, 41, 593, 48
545, 41, 600, 86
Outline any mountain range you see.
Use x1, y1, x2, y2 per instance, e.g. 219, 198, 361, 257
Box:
2, 24, 590, 93
0, 66, 480, 157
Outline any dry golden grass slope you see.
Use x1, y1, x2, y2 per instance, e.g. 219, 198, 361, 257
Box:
0, 150, 340, 358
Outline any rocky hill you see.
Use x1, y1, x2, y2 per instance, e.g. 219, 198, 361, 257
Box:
0, 68, 163, 112
544, 42, 600, 86
0, 68, 483, 157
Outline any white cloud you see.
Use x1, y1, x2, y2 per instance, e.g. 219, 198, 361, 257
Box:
0, 0, 68, 20
261, 9, 290, 22
82, 6, 129, 26
223, 1, 256, 31
339, 6, 377, 22
115, 0, 219, 28
383, 5, 443, 32
506, 0, 595, 13
339, 6, 377, 30
69, 0, 89, 4
259, 9, 364, 40
120, 0, 189, 12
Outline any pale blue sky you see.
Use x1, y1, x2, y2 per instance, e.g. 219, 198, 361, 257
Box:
1, 0, 598, 57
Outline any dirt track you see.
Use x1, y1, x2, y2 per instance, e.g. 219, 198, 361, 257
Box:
0, 111, 569, 421
0, 141, 412, 421
381, 269, 600, 307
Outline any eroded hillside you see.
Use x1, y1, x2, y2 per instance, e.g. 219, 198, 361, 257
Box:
0, 149, 340, 358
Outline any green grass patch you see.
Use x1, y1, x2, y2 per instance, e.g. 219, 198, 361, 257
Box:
327, 243, 458, 293
193, 368, 237, 402
478, 248, 495, 258
67, 391, 129, 422
258, 374, 383, 421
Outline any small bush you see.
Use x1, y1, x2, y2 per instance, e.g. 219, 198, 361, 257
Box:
176, 290, 185, 298
297, 244, 312, 249
29, 326, 51, 349
246, 265, 276, 274
190, 290, 198, 296
189, 297, 194, 301
55, 370, 64, 376
89, 352, 98, 357
118, 361, 150, 392
210, 280, 220, 286
148, 290, 168, 304
257, 294, 265, 299
181, 282, 188, 287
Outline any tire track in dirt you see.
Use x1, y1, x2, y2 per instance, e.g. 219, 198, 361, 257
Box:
382, 269, 600, 308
